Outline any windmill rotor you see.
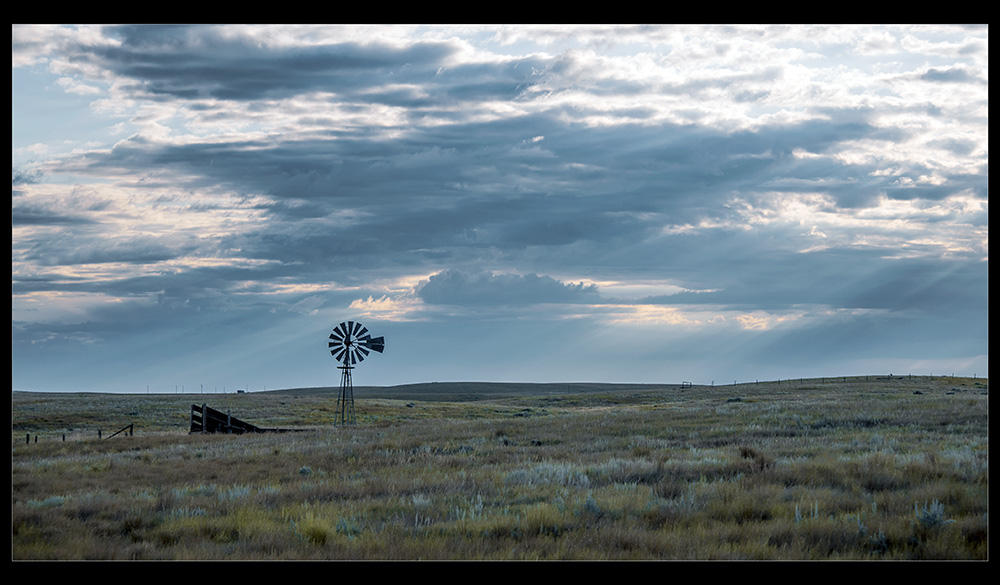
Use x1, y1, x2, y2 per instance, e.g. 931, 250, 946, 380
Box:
329, 320, 385, 367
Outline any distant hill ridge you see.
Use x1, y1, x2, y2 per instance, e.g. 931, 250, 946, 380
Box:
261, 375, 984, 401
268, 381, 684, 401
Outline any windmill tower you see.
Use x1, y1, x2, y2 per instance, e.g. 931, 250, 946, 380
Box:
328, 320, 385, 425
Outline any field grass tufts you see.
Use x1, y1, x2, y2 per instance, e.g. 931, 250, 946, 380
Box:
12, 376, 988, 559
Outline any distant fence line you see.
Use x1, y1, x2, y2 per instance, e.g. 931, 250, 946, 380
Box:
22, 422, 134, 444
713, 373, 981, 387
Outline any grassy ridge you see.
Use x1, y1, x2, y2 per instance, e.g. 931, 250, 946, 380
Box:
11, 376, 988, 560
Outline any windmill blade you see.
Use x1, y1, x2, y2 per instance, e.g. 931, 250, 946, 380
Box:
329, 331, 343, 342
334, 322, 348, 339
333, 348, 346, 362
353, 321, 364, 336
357, 326, 369, 338
357, 346, 370, 357
347, 321, 356, 338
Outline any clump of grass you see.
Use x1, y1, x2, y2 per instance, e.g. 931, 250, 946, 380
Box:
739, 446, 774, 474
912, 499, 954, 536
505, 460, 591, 489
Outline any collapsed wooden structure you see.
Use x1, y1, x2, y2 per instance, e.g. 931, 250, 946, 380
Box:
190, 403, 289, 434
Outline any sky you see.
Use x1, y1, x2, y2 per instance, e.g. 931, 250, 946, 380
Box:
12, 24, 989, 393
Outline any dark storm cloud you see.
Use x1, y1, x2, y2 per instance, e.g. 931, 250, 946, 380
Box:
218, 192, 651, 279
40, 238, 183, 266
81, 108, 899, 211
11, 201, 98, 226
47, 103, 981, 307
97, 25, 463, 102
90, 24, 571, 110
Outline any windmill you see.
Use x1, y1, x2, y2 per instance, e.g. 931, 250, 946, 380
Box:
328, 320, 385, 425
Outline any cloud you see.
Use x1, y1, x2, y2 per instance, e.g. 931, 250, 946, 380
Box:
919, 67, 984, 84
11, 25, 989, 390
93, 25, 463, 102
417, 269, 598, 307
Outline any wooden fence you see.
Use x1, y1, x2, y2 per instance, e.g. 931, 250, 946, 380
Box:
190, 403, 266, 434
190, 403, 295, 434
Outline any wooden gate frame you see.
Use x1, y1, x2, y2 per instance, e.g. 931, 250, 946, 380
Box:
190, 403, 266, 434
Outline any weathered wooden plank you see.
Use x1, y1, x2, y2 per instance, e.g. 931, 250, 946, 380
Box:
190, 403, 294, 434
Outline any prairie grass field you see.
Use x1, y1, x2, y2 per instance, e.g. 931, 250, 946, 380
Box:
11, 376, 988, 560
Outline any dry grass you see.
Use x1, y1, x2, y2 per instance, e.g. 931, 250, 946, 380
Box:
11, 375, 988, 560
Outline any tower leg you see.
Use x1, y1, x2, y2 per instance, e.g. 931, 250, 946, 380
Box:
336, 365, 356, 426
